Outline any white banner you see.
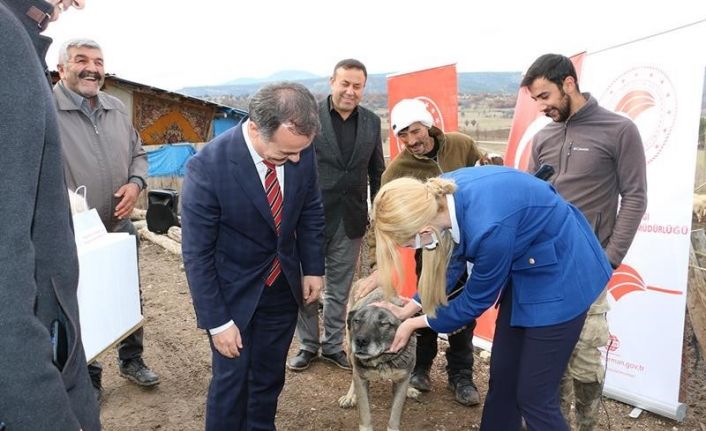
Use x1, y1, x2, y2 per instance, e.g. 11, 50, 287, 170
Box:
580, 22, 706, 420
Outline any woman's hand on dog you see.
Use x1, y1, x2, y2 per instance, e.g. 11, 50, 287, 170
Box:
213, 324, 243, 358
389, 316, 427, 353
354, 270, 379, 301
372, 298, 420, 321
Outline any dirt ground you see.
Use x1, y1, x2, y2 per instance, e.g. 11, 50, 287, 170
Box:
95, 242, 706, 430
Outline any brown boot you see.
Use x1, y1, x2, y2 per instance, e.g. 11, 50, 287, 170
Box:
574, 381, 603, 431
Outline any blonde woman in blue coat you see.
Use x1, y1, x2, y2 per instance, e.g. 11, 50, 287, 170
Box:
373, 166, 612, 431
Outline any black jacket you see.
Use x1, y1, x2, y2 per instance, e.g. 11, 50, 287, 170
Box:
314, 98, 385, 239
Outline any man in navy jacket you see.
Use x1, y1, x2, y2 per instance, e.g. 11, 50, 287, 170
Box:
181, 82, 325, 430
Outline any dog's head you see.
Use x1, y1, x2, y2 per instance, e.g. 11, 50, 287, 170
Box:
347, 304, 401, 361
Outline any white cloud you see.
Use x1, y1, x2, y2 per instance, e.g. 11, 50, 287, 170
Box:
45, 0, 706, 91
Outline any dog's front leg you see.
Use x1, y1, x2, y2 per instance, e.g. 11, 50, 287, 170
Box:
338, 379, 357, 408
353, 373, 373, 431
387, 379, 409, 431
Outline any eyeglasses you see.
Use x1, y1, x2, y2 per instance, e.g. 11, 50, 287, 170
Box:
409, 231, 439, 250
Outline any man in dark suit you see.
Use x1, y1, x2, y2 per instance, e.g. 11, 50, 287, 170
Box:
288, 59, 385, 371
181, 82, 325, 430
0, 1, 100, 430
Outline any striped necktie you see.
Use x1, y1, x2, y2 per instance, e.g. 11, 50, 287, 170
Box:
264, 161, 282, 286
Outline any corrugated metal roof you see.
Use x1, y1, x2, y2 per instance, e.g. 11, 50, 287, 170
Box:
49, 71, 248, 116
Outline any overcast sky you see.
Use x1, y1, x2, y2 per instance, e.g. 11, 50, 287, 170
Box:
44, 0, 706, 91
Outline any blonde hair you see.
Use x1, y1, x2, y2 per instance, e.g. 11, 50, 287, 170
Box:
373, 177, 457, 317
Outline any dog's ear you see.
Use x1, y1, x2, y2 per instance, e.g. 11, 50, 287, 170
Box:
346, 309, 357, 330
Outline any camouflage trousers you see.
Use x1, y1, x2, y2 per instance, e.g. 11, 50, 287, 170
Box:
560, 294, 609, 431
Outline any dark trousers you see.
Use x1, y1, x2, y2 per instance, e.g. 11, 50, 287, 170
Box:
88, 220, 144, 387
87, 328, 144, 385
415, 321, 475, 374
480, 288, 587, 431
206, 276, 298, 431
414, 250, 474, 374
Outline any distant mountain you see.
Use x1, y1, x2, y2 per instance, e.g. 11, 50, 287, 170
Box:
222, 70, 321, 86
177, 71, 523, 98
458, 72, 523, 94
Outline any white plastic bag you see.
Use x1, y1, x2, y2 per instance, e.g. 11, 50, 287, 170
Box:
68, 185, 142, 361
67, 185, 89, 214
68, 186, 107, 247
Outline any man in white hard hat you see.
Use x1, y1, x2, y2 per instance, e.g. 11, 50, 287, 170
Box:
360, 98, 502, 406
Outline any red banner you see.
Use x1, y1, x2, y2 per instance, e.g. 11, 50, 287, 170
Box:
387, 64, 458, 160
385, 65, 458, 299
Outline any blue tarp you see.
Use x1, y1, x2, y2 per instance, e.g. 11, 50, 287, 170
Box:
214, 107, 247, 137
146, 143, 196, 177
214, 117, 239, 136
213, 107, 248, 138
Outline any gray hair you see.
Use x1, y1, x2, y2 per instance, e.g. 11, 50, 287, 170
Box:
248, 82, 320, 141
58, 38, 102, 65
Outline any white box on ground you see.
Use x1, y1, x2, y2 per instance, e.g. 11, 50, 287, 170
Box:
76, 232, 143, 362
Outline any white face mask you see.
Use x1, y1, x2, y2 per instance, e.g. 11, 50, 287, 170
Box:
413, 231, 439, 250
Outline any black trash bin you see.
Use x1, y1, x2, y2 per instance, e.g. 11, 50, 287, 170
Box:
146, 188, 179, 234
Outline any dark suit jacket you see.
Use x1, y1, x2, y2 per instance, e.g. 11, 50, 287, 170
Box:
181, 124, 326, 332
314, 98, 385, 239
0, 1, 100, 430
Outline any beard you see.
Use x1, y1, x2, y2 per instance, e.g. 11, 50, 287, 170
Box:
546, 90, 572, 122
407, 140, 425, 153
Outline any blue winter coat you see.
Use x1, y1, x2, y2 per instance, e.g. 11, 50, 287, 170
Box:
425, 166, 612, 333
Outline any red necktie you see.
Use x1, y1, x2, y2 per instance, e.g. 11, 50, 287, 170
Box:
264, 161, 282, 286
